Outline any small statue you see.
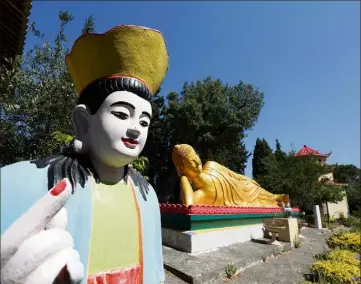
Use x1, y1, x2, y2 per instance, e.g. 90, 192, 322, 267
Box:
1, 25, 168, 284
172, 144, 289, 207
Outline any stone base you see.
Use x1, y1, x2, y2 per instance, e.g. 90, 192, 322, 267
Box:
264, 218, 299, 243
162, 224, 264, 253
160, 204, 302, 253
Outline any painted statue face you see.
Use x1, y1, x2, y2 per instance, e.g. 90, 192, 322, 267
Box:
88, 91, 152, 168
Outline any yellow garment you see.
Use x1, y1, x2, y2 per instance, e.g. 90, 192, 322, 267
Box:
88, 180, 140, 274
202, 161, 280, 206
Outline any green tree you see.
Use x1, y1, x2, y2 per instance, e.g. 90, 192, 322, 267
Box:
82, 15, 95, 35
144, 77, 264, 201
274, 139, 287, 163
333, 164, 360, 184
252, 138, 273, 180
333, 164, 361, 213
169, 77, 263, 172
0, 12, 95, 166
258, 148, 344, 211
131, 156, 150, 179
344, 183, 361, 213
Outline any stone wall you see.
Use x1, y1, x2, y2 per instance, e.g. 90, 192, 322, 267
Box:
322, 192, 349, 218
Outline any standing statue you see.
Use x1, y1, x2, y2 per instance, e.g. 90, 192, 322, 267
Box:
1, 25, 168, 284
172, 144, 289, 207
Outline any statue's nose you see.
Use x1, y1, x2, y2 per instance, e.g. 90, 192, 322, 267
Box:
126, 129, 141, 140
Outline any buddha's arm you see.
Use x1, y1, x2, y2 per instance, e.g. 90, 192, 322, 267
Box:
180, 176, 194, 205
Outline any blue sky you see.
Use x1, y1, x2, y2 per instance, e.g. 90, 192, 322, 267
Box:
26, 1, 360, 177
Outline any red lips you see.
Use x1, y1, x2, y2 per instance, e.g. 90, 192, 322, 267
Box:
121, 138, 139, 146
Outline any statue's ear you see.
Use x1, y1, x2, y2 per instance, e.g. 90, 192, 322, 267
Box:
72, 104, 91, 153
176, 165, 184, 175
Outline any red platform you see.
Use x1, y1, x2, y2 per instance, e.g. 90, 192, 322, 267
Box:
159, 203, 300, 215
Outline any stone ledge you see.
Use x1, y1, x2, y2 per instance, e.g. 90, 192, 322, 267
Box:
163, 238, 293, 284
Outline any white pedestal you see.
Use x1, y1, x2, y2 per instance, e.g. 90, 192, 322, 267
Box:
162, 225, 264, 253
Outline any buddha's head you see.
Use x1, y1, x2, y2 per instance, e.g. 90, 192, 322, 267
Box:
67, 25, 168, 168
172, 144, 202, 179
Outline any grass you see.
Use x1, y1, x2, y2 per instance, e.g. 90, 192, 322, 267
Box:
294, 236, 302, 248
321, 213, 361, 231
225, 263, 237, 279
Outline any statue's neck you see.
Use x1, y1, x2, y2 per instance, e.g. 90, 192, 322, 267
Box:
90, 155, 126, 184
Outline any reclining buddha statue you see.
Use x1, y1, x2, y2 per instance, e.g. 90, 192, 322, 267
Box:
172, 144, 289, 207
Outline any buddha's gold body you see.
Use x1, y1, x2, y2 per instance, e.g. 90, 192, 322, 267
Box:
172, 144, 289, 207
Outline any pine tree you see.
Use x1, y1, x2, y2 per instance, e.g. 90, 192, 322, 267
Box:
252, 138, 273, 179
274, 139, 287, 163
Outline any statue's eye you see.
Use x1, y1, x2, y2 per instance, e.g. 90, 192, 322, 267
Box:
139, 120, 149, 127
111, 112, 128, 120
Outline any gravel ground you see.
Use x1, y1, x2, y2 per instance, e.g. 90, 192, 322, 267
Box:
210, 228, 333, 284
165, 227, 334, 284
165, 270, 187, 284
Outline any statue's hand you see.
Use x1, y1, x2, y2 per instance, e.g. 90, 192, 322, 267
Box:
180, 175, 195, 205
1, 179, 84, 284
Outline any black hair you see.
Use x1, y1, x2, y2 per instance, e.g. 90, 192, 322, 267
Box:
78, 76, 152, 114
31, 149, 151, 201
30, 76, 154, 201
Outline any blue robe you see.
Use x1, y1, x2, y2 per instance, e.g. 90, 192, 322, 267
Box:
1, 160, 165, 284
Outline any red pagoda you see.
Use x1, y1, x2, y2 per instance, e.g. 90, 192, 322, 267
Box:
294, 145, 345, 186
294, 145, 332, 165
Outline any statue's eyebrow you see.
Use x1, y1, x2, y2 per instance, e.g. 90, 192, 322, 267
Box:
110, 101, 135, 109
142, 111, 152, 119
111, 101, 152, 118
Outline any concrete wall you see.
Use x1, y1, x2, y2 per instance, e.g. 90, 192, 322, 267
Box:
318, 172, 349, 218
321, 192, 349, 218
318, 172, 334, 181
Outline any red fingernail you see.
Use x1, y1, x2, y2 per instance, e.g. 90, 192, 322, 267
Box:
50, 180, 67, 196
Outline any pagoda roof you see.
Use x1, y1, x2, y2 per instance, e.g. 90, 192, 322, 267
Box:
0, 0, 32, 66
294, 145, 331, 158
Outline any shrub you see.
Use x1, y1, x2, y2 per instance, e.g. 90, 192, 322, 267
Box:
327, 232, 361, 252
342, 218, 355, 227
351, 225, 361, 233
349, 216, 361, 231
311, 259, 360, 284
314, 252, 329, 261
327, 250, 360, 266
309, 233, 361, 283
225, 263, 237, 278
336, 213, 354, 227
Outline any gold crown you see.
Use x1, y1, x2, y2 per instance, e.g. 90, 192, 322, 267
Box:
66, 25, 169, 96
